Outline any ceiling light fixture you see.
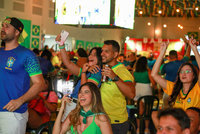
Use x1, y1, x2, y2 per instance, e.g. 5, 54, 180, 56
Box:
176, 9, 180, 12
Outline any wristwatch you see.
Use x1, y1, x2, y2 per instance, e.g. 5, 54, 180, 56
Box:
112, 75, 120, 81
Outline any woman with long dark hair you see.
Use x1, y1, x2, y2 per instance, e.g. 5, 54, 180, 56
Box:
151, 38, 200, 128
53, 82, 112, 134
133, 56, 156, 134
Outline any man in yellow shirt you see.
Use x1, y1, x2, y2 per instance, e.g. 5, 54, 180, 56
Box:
101, 40, 135, 134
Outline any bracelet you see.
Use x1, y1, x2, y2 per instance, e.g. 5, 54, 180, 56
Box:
59, 45, 65, 49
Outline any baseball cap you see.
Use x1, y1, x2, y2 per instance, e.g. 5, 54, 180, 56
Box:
3, 17, 24, 43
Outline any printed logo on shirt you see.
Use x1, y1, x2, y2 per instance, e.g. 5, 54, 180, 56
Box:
5, 57, 16, 70
187, 98, 191, 104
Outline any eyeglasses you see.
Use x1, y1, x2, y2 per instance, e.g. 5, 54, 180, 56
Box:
180, 70, 192, 74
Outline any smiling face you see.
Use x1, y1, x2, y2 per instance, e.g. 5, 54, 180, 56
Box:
157, 115, 184, 134
88, 49, 98, 66
179, 65, 194, 83
1, 19, 17, 42
78, 85, 92, 110
101, 44, 117, 64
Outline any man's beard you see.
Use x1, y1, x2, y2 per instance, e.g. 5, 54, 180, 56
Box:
102, 57, 115, 64
1, 35, 15, 42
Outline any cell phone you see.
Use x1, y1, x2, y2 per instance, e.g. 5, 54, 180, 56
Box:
60, 30, 69, 45
185, 35, 189, 40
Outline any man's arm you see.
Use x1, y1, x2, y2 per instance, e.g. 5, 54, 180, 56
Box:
3, 74, 46, 112
102, 67, 135, 99
115, 80, 135, 99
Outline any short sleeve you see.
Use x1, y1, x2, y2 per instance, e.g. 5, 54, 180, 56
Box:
88, 70, 102, 85
24, 55, 42, 76
164, 80, 175, 95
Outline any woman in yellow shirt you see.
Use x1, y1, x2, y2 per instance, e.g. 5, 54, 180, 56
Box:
151, 37, 200, 128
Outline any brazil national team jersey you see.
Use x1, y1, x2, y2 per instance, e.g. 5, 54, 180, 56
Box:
0, 45, 42, 113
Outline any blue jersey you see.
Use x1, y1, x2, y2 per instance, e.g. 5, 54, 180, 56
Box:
0, 45, 42, 113
161, 57, 189, 82
71, 69, 102, 99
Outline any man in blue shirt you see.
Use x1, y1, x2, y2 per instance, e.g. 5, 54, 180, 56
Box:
0, 17, 46, 134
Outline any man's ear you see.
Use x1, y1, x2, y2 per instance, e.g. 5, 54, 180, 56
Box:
182, 128, 190, 134
15, 29, 20, 37
114, 52, 119, 59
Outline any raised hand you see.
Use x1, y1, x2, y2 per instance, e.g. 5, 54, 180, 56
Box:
82, 63, 89, 73
160, 41, 169, 52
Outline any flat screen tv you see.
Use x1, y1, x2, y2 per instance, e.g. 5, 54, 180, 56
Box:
55, 0, 111, 25
114, 0, 136, 29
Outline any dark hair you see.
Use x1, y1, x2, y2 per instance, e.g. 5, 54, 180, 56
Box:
190, 55, 196, 61
74, 47, 102, 87
187, 107, 200, 117
77, 48, 88, 57
169, 50, 178, 59
168, 62, 198, 106
89, 47, 102, 68
1, 41, 5, 47
135, 56, 147, 72
158, 108, 190, 130
104, 40, 120, 53
41, 49, 52, 61
69, 82, 107, 130
33, 48, 40, 56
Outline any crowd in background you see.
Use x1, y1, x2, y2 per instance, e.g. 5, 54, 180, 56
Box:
0, 17, 200, 134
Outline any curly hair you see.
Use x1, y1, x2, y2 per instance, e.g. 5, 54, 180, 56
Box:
68, 82, 108, 130
168, 62, 198, 107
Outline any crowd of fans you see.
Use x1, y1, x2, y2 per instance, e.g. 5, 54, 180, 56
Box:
0, 17, 200, 134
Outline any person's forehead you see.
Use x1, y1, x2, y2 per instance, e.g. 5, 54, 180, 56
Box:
186, 109, 199, 118
160, 115, 180, 127
102, 44, 112, 50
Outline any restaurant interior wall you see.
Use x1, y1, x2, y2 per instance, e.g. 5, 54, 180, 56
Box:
0, 0, 199, 50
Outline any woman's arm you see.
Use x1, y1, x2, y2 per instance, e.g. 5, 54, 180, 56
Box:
53, 95, 71, 134
188, 37, 200, 85
81, 64, 100, 86
148, 68, 156, 86
56, 34, 81, 76
151, 42, 168, 90
97, 115, 113, 134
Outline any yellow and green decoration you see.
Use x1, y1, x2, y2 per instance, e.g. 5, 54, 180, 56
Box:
31, 38, 39, 49
32, 25, 40, 36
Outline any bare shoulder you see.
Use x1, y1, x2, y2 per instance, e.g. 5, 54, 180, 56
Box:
95, 114, 110, 123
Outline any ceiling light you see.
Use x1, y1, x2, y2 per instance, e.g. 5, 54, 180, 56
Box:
195, 7, 199, 11
178, 24, 181, 27
176, 9, 180, 12
147, 22, 151, 26
158, 10, 162, 14
163, 24, 167, 28
180, 26, 183, 29
139, 11, 143, 15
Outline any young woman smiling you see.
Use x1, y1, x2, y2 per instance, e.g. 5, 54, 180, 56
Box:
53, 82, 113, 134
151, 37, 200, 128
